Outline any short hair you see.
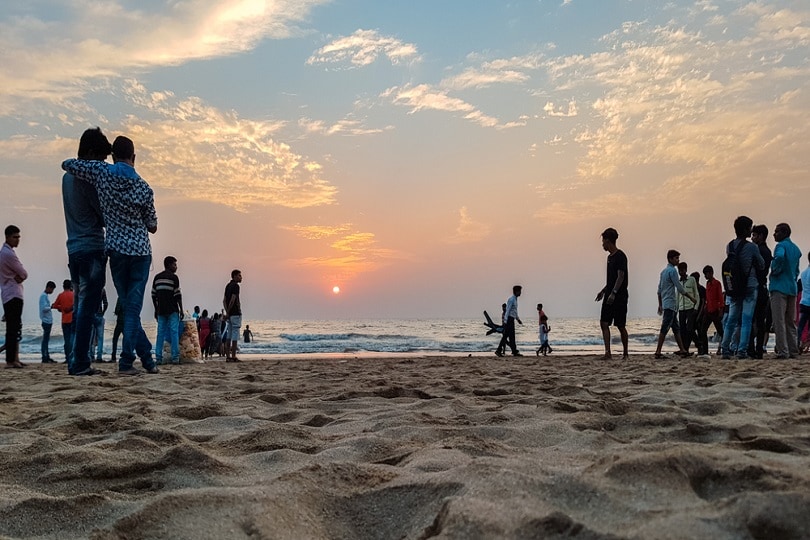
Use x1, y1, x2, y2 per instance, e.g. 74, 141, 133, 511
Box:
537, 303, 543, 310
733, 215, 754, 236
231, 269, 241, 279
667, 249, 680, 260
164, 255, 177, 269
690, 271, 700, 280
112, 136, 135, 160
202, 309, 208, 317
512, 285, 522, 295
46, 281, 56, 289
703, 265, 714, 274
752, 224, 768, 237
775, 222, 792, 237
601, 227, 619, 243
4, 225, 20, 237
78, 127, 112, 160
677, 261, 688, 272
62, 279, 72, 289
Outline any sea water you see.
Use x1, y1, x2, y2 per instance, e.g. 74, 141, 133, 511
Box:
8, 317, 705, 362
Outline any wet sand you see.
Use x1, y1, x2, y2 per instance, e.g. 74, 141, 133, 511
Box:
1, 353, 809, 539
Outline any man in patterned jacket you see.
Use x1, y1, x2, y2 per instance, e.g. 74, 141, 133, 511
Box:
62, 136, 160, 376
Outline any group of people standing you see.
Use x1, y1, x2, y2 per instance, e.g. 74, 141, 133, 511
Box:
492, 220, 805, 361
1, 127, 246, 373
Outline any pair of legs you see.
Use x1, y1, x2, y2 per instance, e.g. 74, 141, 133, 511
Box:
108, 252, 157, 372
698, 311, 724, 355
497, 316, 519, 356
155, 312, 180, 364
770, 292, 799, 358
4, 298, 23, 367
90, 314, 105, 361
601, 295, 628, 359
68, 250, 106, 374
678, 308, 697, 353
655, 308, 688, 357
721, 287, 758, 358
750, 288, 771, 358
41, 322, 53, 362
111, 316, 123, 362
226, 315, 242, 361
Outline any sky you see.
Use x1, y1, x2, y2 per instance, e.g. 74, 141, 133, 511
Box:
1, 0, 809, 321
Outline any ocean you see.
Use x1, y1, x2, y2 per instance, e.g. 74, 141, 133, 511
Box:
8, 317, 712, 362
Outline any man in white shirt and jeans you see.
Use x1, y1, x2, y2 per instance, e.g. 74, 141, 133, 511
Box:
39, 281, 56, 363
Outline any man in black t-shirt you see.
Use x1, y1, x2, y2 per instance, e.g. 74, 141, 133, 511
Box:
750, 224, 773, 358
595, 228, 629, 360
151, 256, 183, 364
223, 269, 243, 362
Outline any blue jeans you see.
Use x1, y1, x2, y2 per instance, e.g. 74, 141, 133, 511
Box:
155, 312, 180, 363
91, 314, 105, 360
41, 322, 52, 360
721, 286, 758, 357
68, 250, 106, 374
62, 322, 74, 364
109, 252, 156, 371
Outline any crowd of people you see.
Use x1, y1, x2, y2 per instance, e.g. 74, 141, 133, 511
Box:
492, 220, 806, 360
0, 127, 248, 374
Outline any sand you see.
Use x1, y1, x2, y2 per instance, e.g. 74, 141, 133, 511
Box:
1, 353, 809, 540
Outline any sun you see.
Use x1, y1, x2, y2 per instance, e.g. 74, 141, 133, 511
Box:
332, 285, 341, 294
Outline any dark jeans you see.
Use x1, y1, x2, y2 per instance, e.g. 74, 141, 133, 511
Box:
111, 317, 123, 360
678, 308, 697, 352
498, 316, 518, 355
41, 322, 52, 360
699, 311, 724, 355
68, 250, 106, 374
750, 287, 771, 357
3, 298, 22, 364
62, 322, 74, 364
109, 252, 155, 371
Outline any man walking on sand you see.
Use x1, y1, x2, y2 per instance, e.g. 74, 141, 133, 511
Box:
1, 225, 27, 368
62, 135, 160, 376
654, 250, 697, 359
496, 285, 523, 357
223, 269, 243, 362
595, 227, 629, 360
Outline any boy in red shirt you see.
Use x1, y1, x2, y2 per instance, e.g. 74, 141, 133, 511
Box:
52, 279, 74, 365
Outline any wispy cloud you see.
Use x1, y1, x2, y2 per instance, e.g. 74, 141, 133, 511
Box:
286, 227, 407, 278
540, 2, 810, 203
440, 53, 544, 90
381, 84, 500, 128
298, 117, 389, 136
307, 29, 419, 67
0, 0, 329, 114
118, 80, 337, 211
447, 207, 491, 244
543, 100, 578, 117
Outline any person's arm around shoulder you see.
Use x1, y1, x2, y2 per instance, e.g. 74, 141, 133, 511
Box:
62, 159, 105, 186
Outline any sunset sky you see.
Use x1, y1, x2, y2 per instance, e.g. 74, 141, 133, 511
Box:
1, 0, 809, 321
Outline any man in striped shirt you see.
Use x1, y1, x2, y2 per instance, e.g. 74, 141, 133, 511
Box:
151, 256, 183, 365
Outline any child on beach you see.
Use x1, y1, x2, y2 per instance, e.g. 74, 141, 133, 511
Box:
537, 315, 552, 356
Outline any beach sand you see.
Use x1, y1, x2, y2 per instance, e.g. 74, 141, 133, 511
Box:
1, 353, 809, 539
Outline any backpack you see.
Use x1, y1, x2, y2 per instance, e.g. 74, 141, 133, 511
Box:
721, 239, 750, 299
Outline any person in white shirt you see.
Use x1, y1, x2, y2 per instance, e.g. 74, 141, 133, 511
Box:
496, 285, 523, 357
39, 281, 56, 363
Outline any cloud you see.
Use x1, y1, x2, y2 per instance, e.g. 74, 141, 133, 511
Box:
298, 117, 389, 136
447, 207, 491, 244
280, 224, 353, 240
440, 53, 544, 90
540, 3, 810, 196
307, 29, 419, 67
0, 0, 329, 114
543, 100, 578, 117
117, 80, 337, 211
286, 228, 407, 278
381, 84, 500, 128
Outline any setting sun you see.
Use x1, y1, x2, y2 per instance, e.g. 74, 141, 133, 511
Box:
332, 286, 341, 294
